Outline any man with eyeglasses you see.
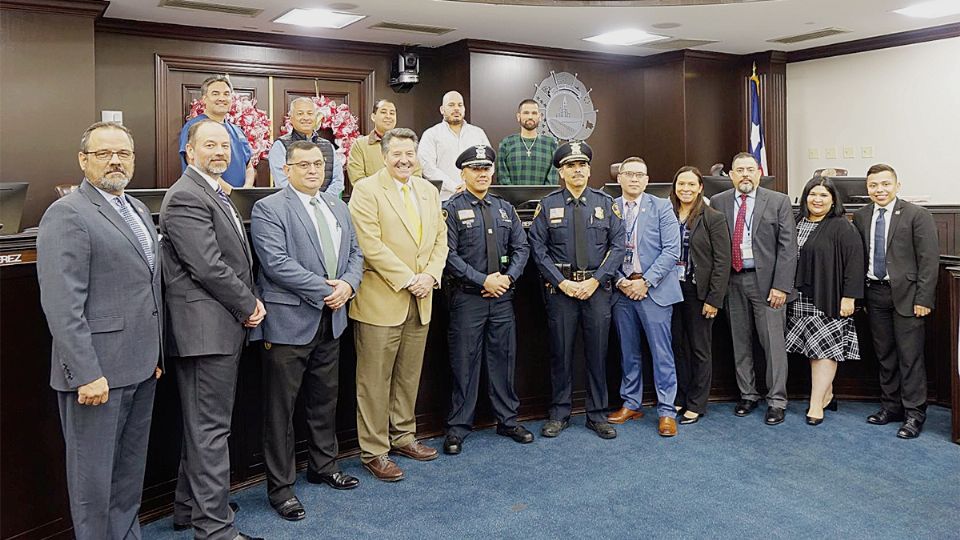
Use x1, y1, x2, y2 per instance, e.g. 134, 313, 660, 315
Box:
250, 141, 363, 520
268, 97, 345, 197
710, 152, 797, 426
37, 122, 163, 540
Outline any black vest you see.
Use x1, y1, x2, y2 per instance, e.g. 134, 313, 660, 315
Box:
277, 131, 336, 191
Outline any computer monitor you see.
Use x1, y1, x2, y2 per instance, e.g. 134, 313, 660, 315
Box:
0, 182, 29, 235
702, 176, 776, 198
489, 185, 559, 212
824, 176, 869, 205
602, 183, 674, 200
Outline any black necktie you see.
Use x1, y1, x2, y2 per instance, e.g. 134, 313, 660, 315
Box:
480, 201, 499, 274
573, 197, 588, 270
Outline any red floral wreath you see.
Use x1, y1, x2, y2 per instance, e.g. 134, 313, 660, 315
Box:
278, 96, 361, 164
187, 95, 272, 166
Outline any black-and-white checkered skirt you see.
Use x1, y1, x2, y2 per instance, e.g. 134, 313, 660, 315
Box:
785, 293, 860, 362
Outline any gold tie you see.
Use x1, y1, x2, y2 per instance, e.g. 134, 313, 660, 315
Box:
401, 183, 422, 245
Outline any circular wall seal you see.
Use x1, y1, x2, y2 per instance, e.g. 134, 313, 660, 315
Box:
533, 71, 597, 141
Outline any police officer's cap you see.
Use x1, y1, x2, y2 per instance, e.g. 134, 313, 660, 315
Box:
456, 145, 496, 169
553, 140, 593, 168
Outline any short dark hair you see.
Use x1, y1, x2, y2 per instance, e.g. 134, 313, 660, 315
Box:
80, 121, 134, 152
669, 166, 705, 222
799, 176, 846, 220
517, 99, 538, 111
186, 119, 227, 146
866, 163, 897, 180
372, 98, 395, 114
285, 141, 323, 163
200, 74, 233, 96
381, 128, 418, 155
619, 157, 646, 168
731, 152, 758, 167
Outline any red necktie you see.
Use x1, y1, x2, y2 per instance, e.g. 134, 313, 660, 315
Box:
731, 193, 748, 272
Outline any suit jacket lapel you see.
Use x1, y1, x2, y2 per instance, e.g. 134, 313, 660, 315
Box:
688, 211, 704, 238
285, 187, 325, 272
80, 181, 153, 271
185, 168, 249, 253
635, 194, 653, 241
886, 199, 903, 251
751, 189, 768, 234
379, 171, 419, 244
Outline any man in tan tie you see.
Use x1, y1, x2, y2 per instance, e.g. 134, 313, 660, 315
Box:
348, 128, 449, 481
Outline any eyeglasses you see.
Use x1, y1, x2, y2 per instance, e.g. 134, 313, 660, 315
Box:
733, 167, 758, 175
288, 160, 325, 171
620, 172, 648, 180
84, 150, 134, 161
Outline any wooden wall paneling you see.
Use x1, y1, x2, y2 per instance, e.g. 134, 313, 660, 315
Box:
752, 52, 788, 193
682, 52, 745, 175
947, 264, 960, 443
642, 58, 686, 182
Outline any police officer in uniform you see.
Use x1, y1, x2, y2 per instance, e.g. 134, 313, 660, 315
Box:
528, 141, 625, 439
442, 145, 534, 455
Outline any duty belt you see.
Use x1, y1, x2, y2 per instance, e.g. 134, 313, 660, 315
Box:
555, 263, 596, 282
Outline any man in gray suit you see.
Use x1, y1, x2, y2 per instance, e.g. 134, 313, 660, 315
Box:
161, 119, 265, 540
37, 122, 162, 540
711, 152, 797, 425
250, 141, 363, 521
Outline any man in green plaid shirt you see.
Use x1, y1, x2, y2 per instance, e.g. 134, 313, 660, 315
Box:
496, 99, 559, 185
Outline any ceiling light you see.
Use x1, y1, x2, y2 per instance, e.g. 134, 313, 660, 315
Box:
894, 0, 960, 18
273, 8, 365, 29
583, 29, 668, 47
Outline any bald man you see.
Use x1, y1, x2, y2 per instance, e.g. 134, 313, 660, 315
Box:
417, 90, 490, 201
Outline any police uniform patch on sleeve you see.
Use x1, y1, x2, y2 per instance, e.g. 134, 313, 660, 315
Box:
533, 203, 542, 219
612, 201, 622, 219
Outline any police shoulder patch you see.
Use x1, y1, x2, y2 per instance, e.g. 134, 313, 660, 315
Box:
533, 203, 542, 219
442, 208, 449, 220
612, 201, 622, 219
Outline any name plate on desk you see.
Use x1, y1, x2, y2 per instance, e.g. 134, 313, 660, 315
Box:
0, 250, 36, 266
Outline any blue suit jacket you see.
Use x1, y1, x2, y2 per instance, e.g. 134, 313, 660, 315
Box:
250, 186, 363, 343
617, 194, 683, 307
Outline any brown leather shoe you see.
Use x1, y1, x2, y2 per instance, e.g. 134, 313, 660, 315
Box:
658, 416, 678, 437
607, 407, 644, 424
363, 455, 404, 482
391, 441, 438, 461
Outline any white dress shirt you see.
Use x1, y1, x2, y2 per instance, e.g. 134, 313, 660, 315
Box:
92, 183, 154, 252
417, 121, 490, 201
190, 165, 246, 237
867, 197, 897, 281
292, 188, 342, 259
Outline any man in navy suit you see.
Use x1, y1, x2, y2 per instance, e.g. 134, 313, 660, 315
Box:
250, 140, 364, 520
607, 157, 683, 437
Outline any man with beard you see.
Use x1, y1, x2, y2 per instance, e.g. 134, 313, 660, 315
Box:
347, 98, 421, 184
179, 74, 256, 188
418, 90, 491, 201
37, 122, 163, 540
348, 128, 448, 481
710, 152, 797, 426
162, 119, 266, 540
496, 99, 558, 185
268, 97, 345, 196
528, 141, 625, 440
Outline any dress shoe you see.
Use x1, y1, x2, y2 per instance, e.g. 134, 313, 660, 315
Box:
734, 400, 759, 417
391, 441, 438, 461
234, 534, 264, 540
824, 398, 839, 412
607, 406, 644, 424
363, 455, 404, 482
896, 417, 924, 439
496, 424, 534, 443
805, 413, 824, 426
306, 470, 359, 490
658, 417, 678, 437
540, 418, 569, 438
175, 501, 239, 531
867, 408, 904, 425
585, 419, 617, 439
443, 434, 462, 455
764, 406, 786, 425
679, 412, 701, 425
272, 496, 305, 521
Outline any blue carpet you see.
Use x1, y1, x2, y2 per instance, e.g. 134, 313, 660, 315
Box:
143, 402, 959, 539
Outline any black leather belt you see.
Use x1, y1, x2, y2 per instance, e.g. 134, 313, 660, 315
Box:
732, 268, 756, 274
866, 279, 890, 287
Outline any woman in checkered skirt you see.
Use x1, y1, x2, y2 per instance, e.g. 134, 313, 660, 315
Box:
786, 176, 864, 426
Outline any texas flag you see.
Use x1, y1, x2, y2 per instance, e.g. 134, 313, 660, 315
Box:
748, 63, 768, 175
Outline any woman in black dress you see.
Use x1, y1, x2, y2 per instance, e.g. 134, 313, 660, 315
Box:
785, 177, 864, 425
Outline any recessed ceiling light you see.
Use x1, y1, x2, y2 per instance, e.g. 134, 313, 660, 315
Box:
583, 29, 668, 47
894, 0, 960, 18
273, 8, 366, 29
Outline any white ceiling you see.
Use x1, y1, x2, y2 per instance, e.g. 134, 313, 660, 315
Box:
104, 0, 960, 57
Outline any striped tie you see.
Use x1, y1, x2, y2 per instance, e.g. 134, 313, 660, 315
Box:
215, 185, 232, 207
114, 197, 155, 272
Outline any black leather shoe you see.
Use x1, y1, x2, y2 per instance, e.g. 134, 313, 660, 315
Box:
272, 497, 305, 521
734, 400, 759, 417
806, 414, 824, 426
497, 425, 534, 444
234, 533, 264, 540
824, 398, 839, 412
896, 417, 924, 439
764, 406, 786, 425
585, 419, 617, 439
175, 501, 239, 531
306, 470, 359, 490
679, 412, 702, 425
540, 418, 570, 437
867, 408, 904, 425
443, 434, 462, 455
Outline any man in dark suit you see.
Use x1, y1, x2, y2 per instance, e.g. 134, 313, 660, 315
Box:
250, 141, 363, 520
853, 163, 939, 439
161, 119, 265, 540
37, 122, 162, 540
710, 152, 797, 425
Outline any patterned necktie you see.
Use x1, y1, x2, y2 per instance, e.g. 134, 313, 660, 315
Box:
401, 183, 422, 245
731, 193, 748, 272
624, 201, 638, 275
215, 185, 232, 207
874, 208, 887, 280
114, 197, 155, 272
309, 198, 339, 278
